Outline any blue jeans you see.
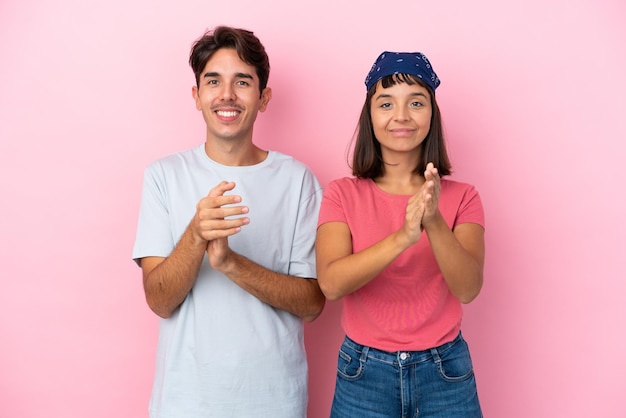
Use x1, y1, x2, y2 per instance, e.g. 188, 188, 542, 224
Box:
330, 332, 482, 418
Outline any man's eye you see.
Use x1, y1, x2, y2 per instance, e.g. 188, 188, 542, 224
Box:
207, 79, 218, 85
236, 80, 249, 86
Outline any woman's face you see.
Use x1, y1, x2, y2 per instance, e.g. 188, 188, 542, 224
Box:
370, 80, 432, 158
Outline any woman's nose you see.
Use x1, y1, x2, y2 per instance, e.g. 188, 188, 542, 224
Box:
393, 106, 410, 121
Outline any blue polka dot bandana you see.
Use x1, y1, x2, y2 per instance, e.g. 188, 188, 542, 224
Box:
364, 51, 441, 93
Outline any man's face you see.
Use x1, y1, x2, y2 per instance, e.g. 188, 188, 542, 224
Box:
192, 48, 271, 143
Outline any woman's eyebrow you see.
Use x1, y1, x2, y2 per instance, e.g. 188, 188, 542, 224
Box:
374, 91, 428, 100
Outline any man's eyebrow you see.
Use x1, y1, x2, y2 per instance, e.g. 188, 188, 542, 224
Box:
202, 72, 253, 79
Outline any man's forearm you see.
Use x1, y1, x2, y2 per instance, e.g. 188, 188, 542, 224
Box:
218, 252, 325, 322
143, 225, 207, 318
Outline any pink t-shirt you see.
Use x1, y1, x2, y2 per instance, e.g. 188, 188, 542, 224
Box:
318, 177, 485, 351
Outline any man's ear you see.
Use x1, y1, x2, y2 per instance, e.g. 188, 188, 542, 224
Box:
192, 85, 201, 110
259, 87, 272, 112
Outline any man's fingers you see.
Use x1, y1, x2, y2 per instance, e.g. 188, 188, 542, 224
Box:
197, 193, 244, 212
198, 204, 249, 221
207, 181, 237, 197
200, 220, 248, 241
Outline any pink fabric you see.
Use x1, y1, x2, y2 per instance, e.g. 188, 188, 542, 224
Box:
318, 177, 485, 351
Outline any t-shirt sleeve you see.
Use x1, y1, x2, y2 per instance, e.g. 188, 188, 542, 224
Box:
317, 180, 348, 227
132, 163, 176, 266
288, 169, 323, 279
455, 185, 485, 229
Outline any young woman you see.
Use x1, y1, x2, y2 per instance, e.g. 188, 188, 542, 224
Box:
316, 51, 485, 417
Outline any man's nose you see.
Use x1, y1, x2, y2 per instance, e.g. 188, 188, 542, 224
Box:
220, 84, 236, 101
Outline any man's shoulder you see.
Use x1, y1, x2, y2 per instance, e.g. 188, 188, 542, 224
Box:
146, 145, 203, 171
268, 150, 300, 164
267, 151, 314, 173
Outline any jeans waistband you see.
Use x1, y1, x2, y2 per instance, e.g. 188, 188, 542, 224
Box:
343, 332, 463, 366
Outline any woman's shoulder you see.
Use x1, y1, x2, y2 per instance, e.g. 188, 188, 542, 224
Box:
328, 176, 371, 186
441, 178, 478, 193
441, 178, 482, 208
327, 176, 373, 192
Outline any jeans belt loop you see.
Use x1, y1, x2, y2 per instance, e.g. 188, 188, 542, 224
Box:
430, 347, 442, 365
360, 345, 370, 364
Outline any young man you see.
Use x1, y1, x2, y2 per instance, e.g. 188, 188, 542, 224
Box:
133, 26, 325, 418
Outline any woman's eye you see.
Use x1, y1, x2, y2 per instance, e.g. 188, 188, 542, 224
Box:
411, 101, 423, 107
380, 103, 391, 109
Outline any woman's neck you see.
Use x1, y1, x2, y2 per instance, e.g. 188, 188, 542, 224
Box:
374, 166, 424, 195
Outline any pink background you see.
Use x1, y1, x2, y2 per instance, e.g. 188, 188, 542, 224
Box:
1, 0, 625, 417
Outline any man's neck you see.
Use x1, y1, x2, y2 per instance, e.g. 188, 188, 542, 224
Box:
204, 139, 268, 166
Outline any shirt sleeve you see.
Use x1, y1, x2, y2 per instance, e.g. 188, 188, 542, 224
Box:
132, 162, 176, 266
317, 179, 348, 227
288, 168, 323, 279
454, 185, 485, 229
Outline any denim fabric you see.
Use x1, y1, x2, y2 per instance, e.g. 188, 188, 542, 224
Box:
330, 332, 482, 418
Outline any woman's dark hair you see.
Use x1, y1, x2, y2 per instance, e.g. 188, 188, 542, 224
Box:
351, 74, 451, 179
189, 26, 270, 96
